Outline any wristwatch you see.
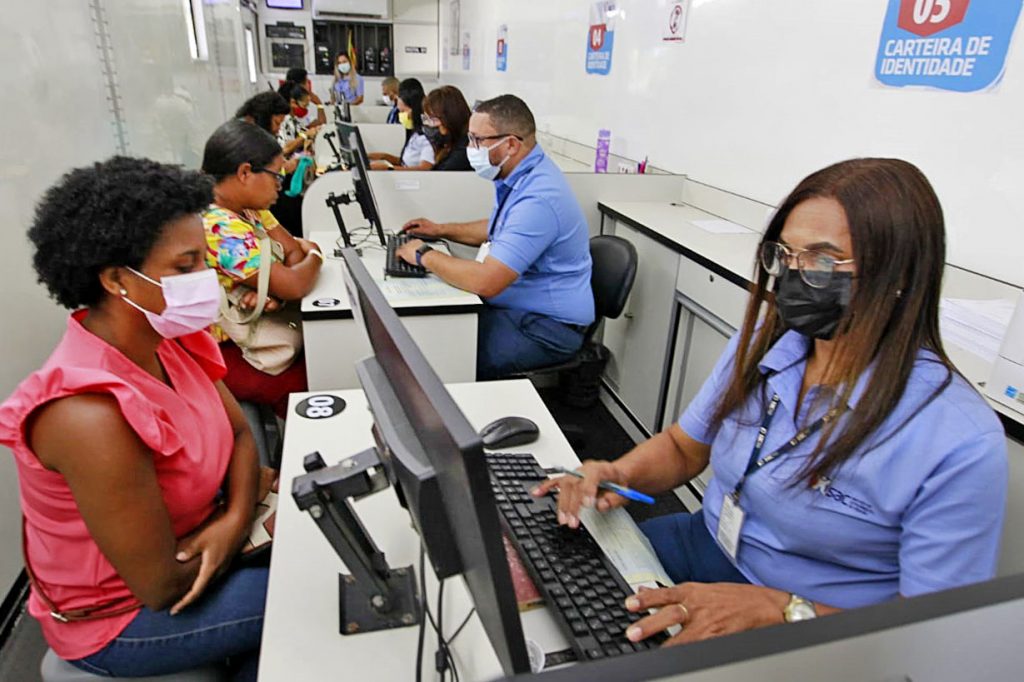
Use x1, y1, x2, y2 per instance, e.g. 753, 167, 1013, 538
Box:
415, 243, 434, 267
783, 594, 817, 623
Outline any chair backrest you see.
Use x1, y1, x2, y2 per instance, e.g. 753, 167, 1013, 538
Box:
586, 234, 638, 340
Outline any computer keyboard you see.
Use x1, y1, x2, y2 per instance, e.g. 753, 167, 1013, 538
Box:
485, 452, 665, 662
384, 233, 427, 278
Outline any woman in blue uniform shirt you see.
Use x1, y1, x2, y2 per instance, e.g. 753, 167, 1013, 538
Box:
537, 158, 1008, 644
331, 53, 364, 105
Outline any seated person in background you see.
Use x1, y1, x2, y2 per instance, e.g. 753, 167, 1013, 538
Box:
398, 95, 594, 379
235, 91, 305, 237
277, 84, 322, 152
381, 76, 400, 124
422, 85, 472, 172
277, 67, 326, 129
0, 157, 266, 679
331, 53, 364, 105
537, 158, 1008, 646
369, 78, 434, 171
201, 120, 323, 418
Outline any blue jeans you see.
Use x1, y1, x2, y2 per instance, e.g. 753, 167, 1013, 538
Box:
477, 307, 585, 380
70, 566, 268, 681
639, 510, 750, 585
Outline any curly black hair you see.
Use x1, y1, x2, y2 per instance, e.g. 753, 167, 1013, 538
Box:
28, 156, 213, 309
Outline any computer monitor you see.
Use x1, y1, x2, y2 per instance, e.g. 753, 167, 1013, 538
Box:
336, 122, 387, 247
293, 248, 531, 676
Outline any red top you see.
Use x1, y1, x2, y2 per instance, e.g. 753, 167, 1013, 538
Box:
0, 312, 233, 660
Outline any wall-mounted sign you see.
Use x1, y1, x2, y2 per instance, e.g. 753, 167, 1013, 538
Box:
497, 24, 508, 72
405, 46, 427, 54
266, 23, 306, 40
875, 0, 1023, 92
586, 2, 617, 75
662, 1, 690, 43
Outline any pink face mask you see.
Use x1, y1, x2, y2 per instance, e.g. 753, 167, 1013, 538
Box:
122, 267, 221, 339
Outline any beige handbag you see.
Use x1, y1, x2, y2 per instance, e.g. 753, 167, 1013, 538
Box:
218, 229, 303, 376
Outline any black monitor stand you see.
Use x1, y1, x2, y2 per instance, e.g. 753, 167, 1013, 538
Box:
292, 449, 422, 635
322, 130, 342, 166
325, 191, 358, 255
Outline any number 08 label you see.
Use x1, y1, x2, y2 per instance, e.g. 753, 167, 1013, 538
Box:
295, 395, 346, 419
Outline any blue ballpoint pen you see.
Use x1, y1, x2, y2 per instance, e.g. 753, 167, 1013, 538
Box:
552, 466, 655, 505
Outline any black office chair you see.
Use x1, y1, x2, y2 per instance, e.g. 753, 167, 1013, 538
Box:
514, 234, 638, 397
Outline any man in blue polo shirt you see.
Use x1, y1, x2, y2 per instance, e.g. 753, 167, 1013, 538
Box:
397, 94, 594, 379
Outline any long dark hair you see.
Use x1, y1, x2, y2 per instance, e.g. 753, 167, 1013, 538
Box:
235, 91, 289, 134
201, 119, 282, 182
398, 78, 426, 137
424, 85, 471, 161
712, 158, 954, 485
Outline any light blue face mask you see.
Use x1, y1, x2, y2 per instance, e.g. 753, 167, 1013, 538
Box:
467, 137, 511, 181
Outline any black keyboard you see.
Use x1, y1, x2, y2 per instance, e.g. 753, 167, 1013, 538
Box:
384, 233, 427, 278
485, 452, 665, 662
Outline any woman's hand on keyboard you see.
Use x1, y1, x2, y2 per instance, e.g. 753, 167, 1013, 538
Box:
531, 460, 629, 529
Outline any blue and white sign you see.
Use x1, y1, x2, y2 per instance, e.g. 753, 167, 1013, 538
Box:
496, 24, 508, 72
875, 0, 1023, 92
586, 2, 617, 76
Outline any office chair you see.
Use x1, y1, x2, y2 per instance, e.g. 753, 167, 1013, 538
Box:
41, 648, 222, 681
513, 234, 638, 397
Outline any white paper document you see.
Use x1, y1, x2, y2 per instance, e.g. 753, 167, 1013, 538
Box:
940, 297, 1015, 363
378, 277, 456, 299
689, 218, 751, 235
579, 507, 674, 588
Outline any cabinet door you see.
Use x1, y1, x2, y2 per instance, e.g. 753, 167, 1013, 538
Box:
665, 295, 736, 502
601, 221, 680, 434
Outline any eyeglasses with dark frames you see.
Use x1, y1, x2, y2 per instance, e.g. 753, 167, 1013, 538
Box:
467, 133, 523, 149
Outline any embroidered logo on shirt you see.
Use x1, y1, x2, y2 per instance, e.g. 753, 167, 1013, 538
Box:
811, 475, 874, 516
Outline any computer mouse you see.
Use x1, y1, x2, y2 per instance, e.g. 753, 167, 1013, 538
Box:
478, 416, 540, 450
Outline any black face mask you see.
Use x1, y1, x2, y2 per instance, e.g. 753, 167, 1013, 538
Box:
422, 124, 449, 147
774, 270, 853, 340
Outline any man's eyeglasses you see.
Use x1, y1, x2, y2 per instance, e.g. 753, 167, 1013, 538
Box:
253, 167, 286, 185
467, 133, 523, 149
759, 241, 855, 289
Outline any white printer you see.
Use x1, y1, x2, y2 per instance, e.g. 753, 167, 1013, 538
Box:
986, 290, 1024, 414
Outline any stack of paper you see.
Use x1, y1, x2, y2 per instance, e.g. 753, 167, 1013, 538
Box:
940, 298, 1016, 362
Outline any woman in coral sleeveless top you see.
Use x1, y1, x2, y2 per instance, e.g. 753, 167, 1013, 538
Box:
0, 158, 267, 680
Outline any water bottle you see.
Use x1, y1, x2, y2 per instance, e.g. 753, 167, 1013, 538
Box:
595, 129, 611, 173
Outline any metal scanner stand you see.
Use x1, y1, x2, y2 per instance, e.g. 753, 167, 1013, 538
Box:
292, 450, 422, 635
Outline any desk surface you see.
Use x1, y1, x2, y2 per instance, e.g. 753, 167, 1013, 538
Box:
260, 380, 585, 681
303, 230, 483, 320
598, 200, 1024, 430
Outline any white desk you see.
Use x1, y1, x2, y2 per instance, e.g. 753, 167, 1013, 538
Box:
302, 230, 483, 390
260, 380, 588, 681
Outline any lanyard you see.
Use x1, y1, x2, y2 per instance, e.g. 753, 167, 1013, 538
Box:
487, 185, 515, 241
729, 393, 843, 502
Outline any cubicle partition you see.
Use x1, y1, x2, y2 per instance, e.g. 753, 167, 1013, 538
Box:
314, 122, 406, 168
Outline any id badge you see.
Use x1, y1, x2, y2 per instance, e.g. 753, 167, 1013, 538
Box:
717, 495, 745, 562
476, 241, 491, 264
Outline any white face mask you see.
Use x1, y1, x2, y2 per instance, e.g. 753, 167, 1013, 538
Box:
122, 268, 221, 339
382, 94, 393, 106
467, 137, 511, 181
337, 62, 351, 75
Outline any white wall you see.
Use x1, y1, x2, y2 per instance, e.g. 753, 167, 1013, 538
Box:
0, 0, 256, 605
440, 0, 1024, 288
